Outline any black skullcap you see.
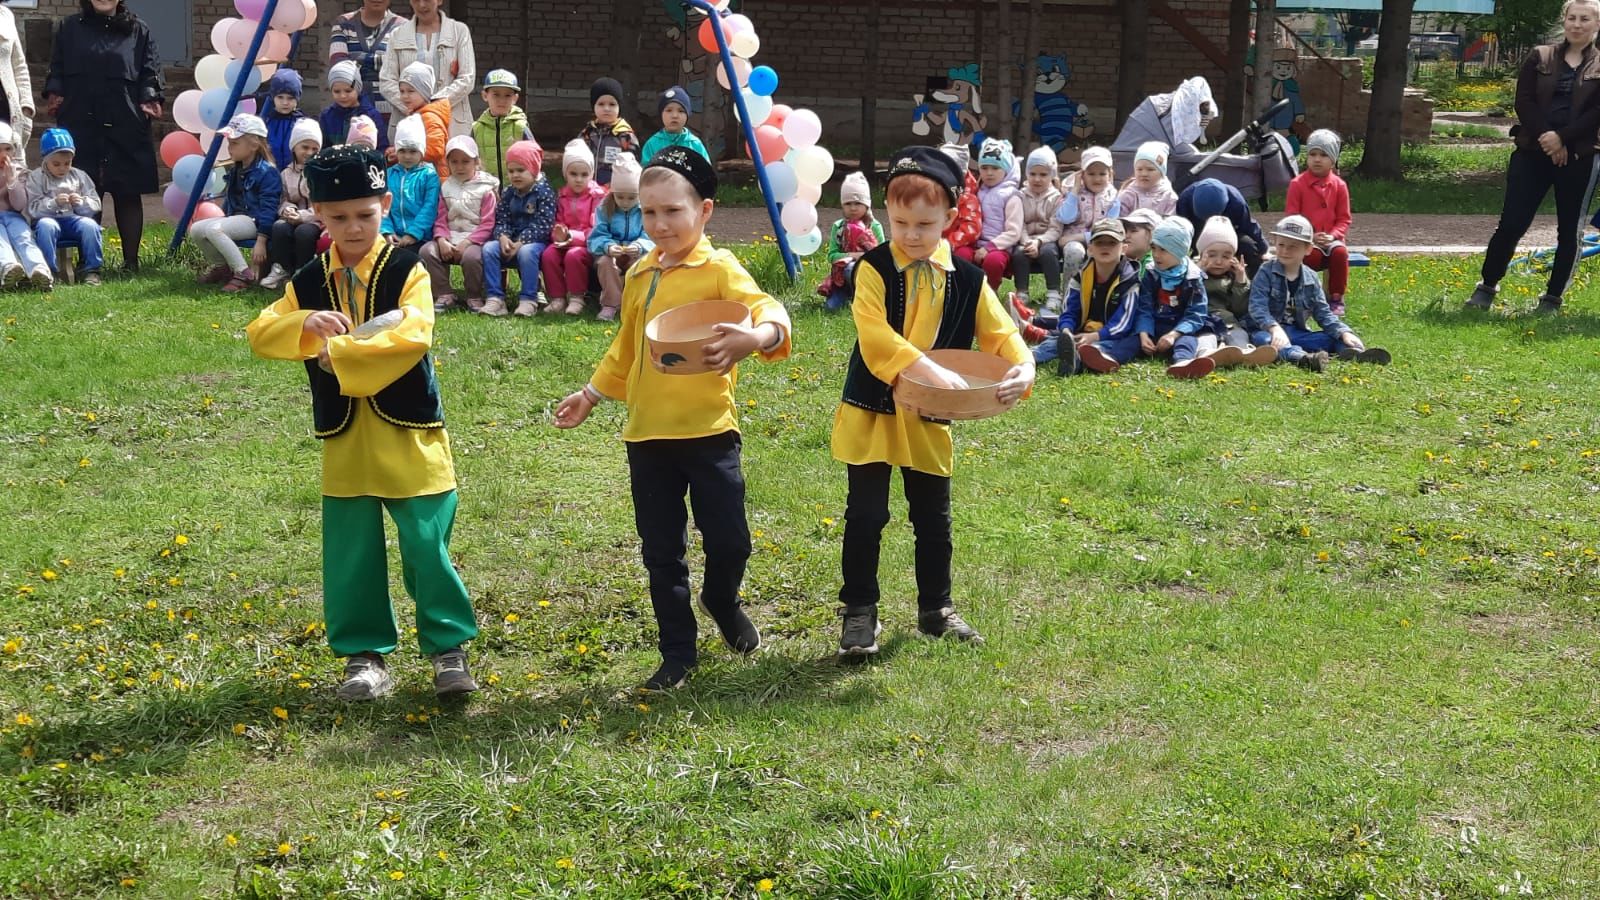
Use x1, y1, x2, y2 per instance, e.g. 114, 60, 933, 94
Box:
305, 145, 389, 203
591, 77, 625, 106
886, 146, 964, 208
646, 145, 718, 201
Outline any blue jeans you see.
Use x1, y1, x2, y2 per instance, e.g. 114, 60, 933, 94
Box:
1095, 332, 1143, 364
0, 211, 46, 274
1252, 326, 1336, 363
34, 216, 104, 274
482, 240, 547, 301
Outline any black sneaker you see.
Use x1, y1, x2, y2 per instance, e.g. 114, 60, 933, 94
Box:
1336, 347, 1392, 365
837, 604, 881, 657
699, 599, 761, 655
1295, 350, 1329, 373
641, 658, 694, 692
1056, 334, 1082, 376
1463, 282, 1496, 310
1534, 295, 1563, 316
916, 607, 985, 645
430, 648, 479, 698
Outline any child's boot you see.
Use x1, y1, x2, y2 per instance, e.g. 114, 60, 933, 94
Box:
336, 652, 395, 701
1464, 281, 1496, 311
837, 604, 881, 658
917, 606, 985, 645
1534, 294, 1563, 316
430, 648, 479, 698
642, 658, 694, 692
699, 599, 761, 655
1295, 350, 1329, 373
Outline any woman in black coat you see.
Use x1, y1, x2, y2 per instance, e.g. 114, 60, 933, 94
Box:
43, 0, 163, 272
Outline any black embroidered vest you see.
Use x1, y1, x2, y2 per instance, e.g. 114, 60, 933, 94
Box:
840, 243, 985, 415
289, 244, 445, 438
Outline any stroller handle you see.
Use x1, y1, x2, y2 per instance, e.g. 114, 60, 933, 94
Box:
1189, 98, 1293, 177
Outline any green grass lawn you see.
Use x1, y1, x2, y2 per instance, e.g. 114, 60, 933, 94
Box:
3, 239, 1600, 898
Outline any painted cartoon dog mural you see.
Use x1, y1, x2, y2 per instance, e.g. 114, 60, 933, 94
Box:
912, 63, 988, 148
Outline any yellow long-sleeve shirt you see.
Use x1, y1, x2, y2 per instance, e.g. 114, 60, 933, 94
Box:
245, 241, 457, 499
591, 236, 792, 442
831, 241, 1029, 477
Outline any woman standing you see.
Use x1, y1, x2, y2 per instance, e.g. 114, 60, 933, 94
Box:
0, 0, 34, 166
327, 0, 405, 131
44, 0, 162, 273
378, 0, 475, 137
1469, 0, 1600, 315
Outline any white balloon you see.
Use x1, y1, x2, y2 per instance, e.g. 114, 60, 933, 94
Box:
789, 227, 823, 256
211, 19, 238, 57
735, 90, 772, 127
730, 30, 760, 59
194, 54, 230, 92
715, 57, 751, 91
791, 145, 834, 185
795, 180, 822, 205
781, 109, 822, 150
780, 200, 818, 235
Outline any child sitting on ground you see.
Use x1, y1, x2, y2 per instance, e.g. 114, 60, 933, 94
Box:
554, 146, 791, 692
1250, 215, 1389, 372
482, 139, 557, 318
396, 62, 451, 176
27, 127, 103, 286
1284, 129, 1353, 315
189, 113, 280, 294
1120, 208, 1160, 274
1117, 141, 1177, 216
263, 68, 307, 172
817, 171, 883, 311
1012, 146, 1063, 311
1055, 145, 1118, 292
381, 116, 441, 252
641, 85, 709, 163
940, 142, 984, 258
1195, 216, 1275, 368
1032, 218, 1139, 376
580, 77, 641, 186
1128, 215, 1216, 379
422, 135, 499, 313
588, 152, 653, 322
543, 139, 607, 316
958, 138, 1022, 290
472, 69, 532, 188
262, 119, 324, 291
320, 61, 388, 152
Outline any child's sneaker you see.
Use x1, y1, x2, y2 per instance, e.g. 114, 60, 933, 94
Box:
539, 297, 566, 315
430, 648, 479, 697
221, 269, 255, 293
1056, 335, 1082, 376
1043, 289, 1062, 313
597, 306, 619, 322
1241, 345, 1278, 367
641, 658, 694, 692
1328, 296, 1346, 316
564, 295, 586, 316
433, 293, 459, 312
837, 604, 881, 658
1208, 345, 1245, 367
335, 652, 395, 701
82, 271, 102, 287
1464, 281, 1496, 310
1021, 323, 1049, 344
29, 268, 53, 292
1166, 356, 1215, 379
480, 297, 509, 317
916, 606, 985, 645
1295, 350, 1329, 373
1008, 292, 1034, 325
260, 263, 291, 291
196, 264, 230, 286
1337, 346, 1391, 365
1078, 342, 1120, 374
464, 296, 484, 312
699, 599, 761, 655
513, 299, 539, 317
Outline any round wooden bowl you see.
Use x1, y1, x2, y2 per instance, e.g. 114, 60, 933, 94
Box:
894, 349, 1015, 420
645, 300, 753, 375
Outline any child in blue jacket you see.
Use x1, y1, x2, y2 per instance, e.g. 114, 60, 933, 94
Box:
482, 139, 558, 317
1136, 216, 1217, 379
586, 153, 653, 322
321, 60, 389, 152
189, 113, 281, 293
1250, 215, 1391, 372
262, 68, 307, 172
381, 116, 440, 249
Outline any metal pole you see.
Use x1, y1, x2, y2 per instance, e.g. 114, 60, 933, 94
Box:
681, 0, 798, 283
167, 0, 282, 257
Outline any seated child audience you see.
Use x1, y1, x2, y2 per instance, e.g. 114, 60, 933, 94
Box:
1012, 147, 1063, 311
381, 116, 441, 251
641, 85, 709, 163
396, 62, 451, 176
1250, 215, 1389, 372
472, 69, 532, 187
422, 135, 499, 313
580, 77, 640, 186
263, 68, 307, 172
0, 124, 49, 290
1177, 177, 1268, 274
320, 61, 388, 152
543, 139, 606, 316
1120, 208, 1160, 273
1130, 215, 1216, 379
345, 114, 380, 151
28, 127, 103, 286
1032, 218, 1140, 376
262, 119, 324, 291
1117, 141, 1177, 216
189, 113, 280, 294
816, 171, 883, 311
957, 138, 1022, 290
588, 152, 653, 321
1285, 129, 1353, 314
939, 142, 983, 257
1195, 216, 1275, 367
1056, 146, 1118, 291
482, 139, 557, 317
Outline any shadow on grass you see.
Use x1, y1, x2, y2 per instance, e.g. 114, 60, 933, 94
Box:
1414, 296, 1600, 340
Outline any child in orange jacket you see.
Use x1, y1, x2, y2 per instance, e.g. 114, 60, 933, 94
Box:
395, 61, 452, 177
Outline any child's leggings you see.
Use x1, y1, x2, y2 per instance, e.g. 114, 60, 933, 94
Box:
952, 245, 1012, 290
482, 240, 547, 301
1010, 242, 1061, 295
321, 491, 478, 657
189, 215, 258, 273
1251, 325, 1336, 363
419, 240, 485, 300
839, 462, 953, 613
32, 215, 100, 274
542, 243, 594, 299
596, 250, 640, 312
270, 220, 323, 275
0, 210, 47, 274
1304, 243, 1349, 298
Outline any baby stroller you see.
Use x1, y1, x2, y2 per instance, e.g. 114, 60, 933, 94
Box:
1110, 77, 1298, 208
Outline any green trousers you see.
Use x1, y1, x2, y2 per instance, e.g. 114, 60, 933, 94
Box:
321, 491, 479, 657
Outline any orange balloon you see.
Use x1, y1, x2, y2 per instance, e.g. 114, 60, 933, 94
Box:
753, 124, 787, 164
160, 131, 203, 170
697, 17, 719, 53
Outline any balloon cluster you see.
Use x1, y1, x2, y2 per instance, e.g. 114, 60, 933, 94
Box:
160, 0, 318, 227
697, 2, 830, 256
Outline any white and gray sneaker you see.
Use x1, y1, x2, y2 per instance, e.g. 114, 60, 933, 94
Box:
336, 652, 395, 701
259, 263, 291, 291
431, 648, 479, 698
1044, 289, 1062, 313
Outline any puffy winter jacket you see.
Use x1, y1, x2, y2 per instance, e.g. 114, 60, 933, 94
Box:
587, 199, 654, 256
381, 162, 440, 242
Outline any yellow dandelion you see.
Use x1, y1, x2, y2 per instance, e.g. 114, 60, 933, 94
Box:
15, 585, 33, 596
537, 599, 551, 608
504, 613, 520, 624
232, 723, 247, 735
144, 599, 158, 610
278, 842, 293, 856
224, 833, 238, 847
636, 702, 651, 713
436, 850, 449, 862
576, 643, 588, 655
52, 761, 68, 770
113, 567, 126, 578
1316, 551, 1330, 562
41, 569, 57, 582
758, 878, 775, 893
120, 878, 137, 888
272, 706, 289, 721
555, 858, 575, 870
2, 637, 19, 654
159, 548, 171, 558
174, 534, 189, 546
15, 712, 34, 726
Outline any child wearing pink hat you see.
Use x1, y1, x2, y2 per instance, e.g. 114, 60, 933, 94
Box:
482, 139, 558, 317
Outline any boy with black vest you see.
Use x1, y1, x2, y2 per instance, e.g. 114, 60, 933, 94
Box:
832, 147, 1035, 657
246, 145, 480, 703
554, 147, 791, 692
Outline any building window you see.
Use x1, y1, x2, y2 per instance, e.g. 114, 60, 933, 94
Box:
129, 0, 192, 66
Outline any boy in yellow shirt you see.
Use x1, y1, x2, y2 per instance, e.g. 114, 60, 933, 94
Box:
555, 147, 792, 691
246, 146, 480, 702
834, 147, 1034, 657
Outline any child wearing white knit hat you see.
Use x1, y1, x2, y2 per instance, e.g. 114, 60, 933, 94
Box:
1012, 146, 1065, 311
261, 118, 326, 291
590, 152, 654, 321
817, 171, 884, 310
543, 139, 607, 315
1195, 216, 1276, 368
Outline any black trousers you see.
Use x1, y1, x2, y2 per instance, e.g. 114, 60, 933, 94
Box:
839, 463, 952, 612
625, 432, 751, 665
1240, 234, 1267, 278
270, 221, 323, 274
1482, 148, 1600, 299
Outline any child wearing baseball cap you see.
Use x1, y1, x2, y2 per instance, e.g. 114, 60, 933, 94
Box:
473, 69, 534, 187
1250, 214, 1390, 372
641, 85, 710, 164
190, 113, 281, 293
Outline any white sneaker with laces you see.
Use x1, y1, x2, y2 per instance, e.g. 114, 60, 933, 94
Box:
335, 653, 395, 701
260, 263, 290, 290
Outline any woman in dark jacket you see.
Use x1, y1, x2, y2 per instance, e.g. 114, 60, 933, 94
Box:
1470, 0, 1600, 314
43, 0, 163, 273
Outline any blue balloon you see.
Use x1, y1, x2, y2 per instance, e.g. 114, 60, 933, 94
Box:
748, 66, 779, 97
224, 59, 263, 94
763, 161, 798, 205
199, 87, 234, 130
789, 227, 823, 257
171, 154, 208, 196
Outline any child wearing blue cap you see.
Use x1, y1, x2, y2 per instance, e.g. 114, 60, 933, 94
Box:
641, 86, 709, 164
27, 127, 103, 286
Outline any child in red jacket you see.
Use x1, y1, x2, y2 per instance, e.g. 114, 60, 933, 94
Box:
1284, 129, 1353, 315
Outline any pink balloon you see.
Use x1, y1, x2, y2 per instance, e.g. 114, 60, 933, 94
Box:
269, 0, 305, 32
160, 131, 202, 169
766, 104, 792, 129
225, 18, 258, 59
239, 98, 257, 115
193, 202, 224, 222
753, 124, 787, 163
723, 13, 753, 38
261, 28, 291, 62
211, 19, 238, 57
172, 90, 206, 133
234, 0, 269, 19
